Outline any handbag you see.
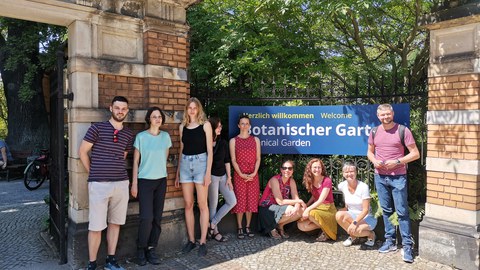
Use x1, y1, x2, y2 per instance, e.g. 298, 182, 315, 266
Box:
333, 190, 346, 209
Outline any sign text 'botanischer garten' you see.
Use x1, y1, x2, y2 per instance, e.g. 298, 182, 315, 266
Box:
228, 104, 410, 156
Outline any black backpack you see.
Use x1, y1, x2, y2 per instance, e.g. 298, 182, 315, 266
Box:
371, 124, 406, 148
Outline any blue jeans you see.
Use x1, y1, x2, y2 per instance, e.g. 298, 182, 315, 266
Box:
208, 174, 237, 226
374, 174, 413, 247
179, 153, 207, 184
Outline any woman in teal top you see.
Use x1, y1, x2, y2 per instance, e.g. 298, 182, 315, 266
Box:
131, 107, 172, 266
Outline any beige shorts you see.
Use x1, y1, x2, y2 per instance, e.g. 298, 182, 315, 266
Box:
88, 180, 129, 231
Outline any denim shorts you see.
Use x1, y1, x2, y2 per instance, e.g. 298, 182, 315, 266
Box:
349, 210, 378, 231
179, 152, 207, 184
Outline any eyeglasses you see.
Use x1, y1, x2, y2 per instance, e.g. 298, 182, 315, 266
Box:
113, 129, 119, 143
281, 166, 293, 171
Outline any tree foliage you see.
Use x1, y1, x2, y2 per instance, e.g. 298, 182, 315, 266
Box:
188, 0, 440, 96
0, 18, 66, 154
188, 0, 440, 217
0, 18, 66, 102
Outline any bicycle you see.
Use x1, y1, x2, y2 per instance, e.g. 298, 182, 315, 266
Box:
24, 149, 50, 190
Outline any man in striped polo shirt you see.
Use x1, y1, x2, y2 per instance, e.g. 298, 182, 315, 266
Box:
79, 96, 134, 270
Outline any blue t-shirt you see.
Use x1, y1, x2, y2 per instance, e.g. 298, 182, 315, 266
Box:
83, 121, 133, 182
134, 130, 172, 179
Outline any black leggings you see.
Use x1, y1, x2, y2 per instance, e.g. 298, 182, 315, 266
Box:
137, 178, 167, 249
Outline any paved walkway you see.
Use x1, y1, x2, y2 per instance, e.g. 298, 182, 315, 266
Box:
0, 179, 454, 270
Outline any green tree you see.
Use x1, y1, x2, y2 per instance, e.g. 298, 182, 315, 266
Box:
188, 0, 440, 99
187, 0, 440, 217
0, 18, 66, 155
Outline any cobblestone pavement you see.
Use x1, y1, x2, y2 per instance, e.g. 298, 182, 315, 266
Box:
119, 230, 454, 270
0, 179, 454, 270
0, 178, 62, 270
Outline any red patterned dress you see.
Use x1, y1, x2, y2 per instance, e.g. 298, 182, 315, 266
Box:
231, 135, 260, 213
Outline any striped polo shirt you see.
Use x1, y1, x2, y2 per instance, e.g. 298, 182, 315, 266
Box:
83, 121, 133, 182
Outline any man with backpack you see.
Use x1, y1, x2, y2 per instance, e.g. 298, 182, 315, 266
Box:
367, 103, 420, 263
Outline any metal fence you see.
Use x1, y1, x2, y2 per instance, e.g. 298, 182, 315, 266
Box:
192, 75, 427, 200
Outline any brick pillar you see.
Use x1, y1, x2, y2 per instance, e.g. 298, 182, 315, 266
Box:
65, 1, 199, 268
420, 4, 480, 270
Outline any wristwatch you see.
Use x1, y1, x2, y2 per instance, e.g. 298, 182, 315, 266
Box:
353, 220, 358, 225
396, 159, 401, 164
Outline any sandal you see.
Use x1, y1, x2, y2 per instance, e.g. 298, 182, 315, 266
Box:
277, 228, 289, 239
268, 229, 281, 240
237, 228, 245, 239
208, 224, 215, 239
212, 231, 228, 242
315, 232, 329, 242
245, 227, 255, 238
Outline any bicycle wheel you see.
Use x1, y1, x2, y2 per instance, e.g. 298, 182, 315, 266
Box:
24, 161, 47, 190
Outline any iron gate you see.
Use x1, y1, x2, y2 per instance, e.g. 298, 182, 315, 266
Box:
48, 47, 70, 264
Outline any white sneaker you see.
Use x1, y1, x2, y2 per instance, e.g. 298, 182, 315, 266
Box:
343, 237, 354, 247
365, 232, 376, 247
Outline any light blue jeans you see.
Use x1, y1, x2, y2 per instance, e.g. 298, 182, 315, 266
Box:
208, 174, 237, 226
179, 153, 207, 184
374, 174, 413, 247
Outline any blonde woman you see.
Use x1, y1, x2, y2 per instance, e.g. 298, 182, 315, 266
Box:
336, 162, 377, 247
175, 97, 213, 257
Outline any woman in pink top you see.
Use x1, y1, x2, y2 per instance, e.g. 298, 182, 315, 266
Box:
258, 160, 305, 239
297, 158, 337, 241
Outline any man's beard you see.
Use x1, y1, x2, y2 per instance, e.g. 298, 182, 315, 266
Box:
382, 118, 392, 124
111, 112, 127, 122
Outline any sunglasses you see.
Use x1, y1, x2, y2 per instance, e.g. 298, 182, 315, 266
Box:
113, 129, 119, 143
281, 166, 293, 171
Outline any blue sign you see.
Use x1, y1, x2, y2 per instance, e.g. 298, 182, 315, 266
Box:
228, 104, 410, 156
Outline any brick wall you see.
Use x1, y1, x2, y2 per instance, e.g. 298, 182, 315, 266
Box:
144, 31, 188, 69
98, 75, 146, 109
427, 73, 480, 211
124, 122, 183, 199
97, 30, 191, 200
427, 125, 480, 160
427, 171, 480, 210
428, 74, 480, 110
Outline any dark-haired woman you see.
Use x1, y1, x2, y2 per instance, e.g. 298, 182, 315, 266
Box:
258, 160, 305, 239
230, 114, 261, 239
207, 116, 237, 242
131, 107, 172, 266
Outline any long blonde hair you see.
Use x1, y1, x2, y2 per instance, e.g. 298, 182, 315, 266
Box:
182, 97, 206, 126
